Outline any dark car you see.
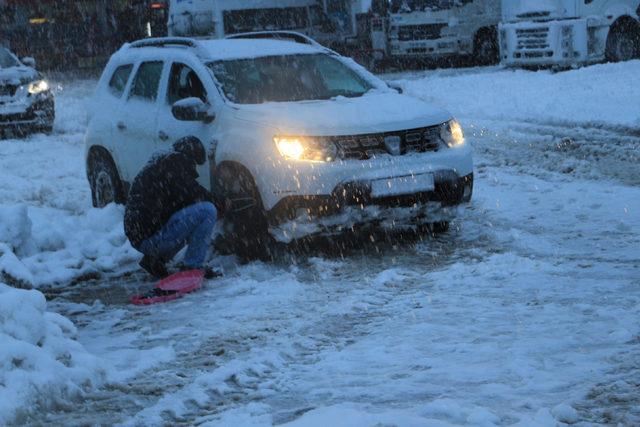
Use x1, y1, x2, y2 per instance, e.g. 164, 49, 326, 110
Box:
0, 46, 54, 135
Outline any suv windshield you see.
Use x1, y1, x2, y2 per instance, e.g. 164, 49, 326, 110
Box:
208, 54, 374, 104
0, 48, 20, 68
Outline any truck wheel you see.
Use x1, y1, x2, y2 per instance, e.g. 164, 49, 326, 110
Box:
474, 29, 499, 65
88, 152, 125, 208
214, 163, 273, 260
606, 19, 640, 62
417, 221, 450, 236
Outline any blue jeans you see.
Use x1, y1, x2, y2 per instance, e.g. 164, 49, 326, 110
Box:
138, 202, 217, 269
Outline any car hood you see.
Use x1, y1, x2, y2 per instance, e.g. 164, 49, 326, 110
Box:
0, 66, 38, 86
232, 91, 452, 136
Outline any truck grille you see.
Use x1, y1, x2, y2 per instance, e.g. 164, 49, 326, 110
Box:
398, 24, 447, 41
0, 84, 18, 97
332, 125, 442, 160
516, 11, 551, 20
516, 27, 549, 49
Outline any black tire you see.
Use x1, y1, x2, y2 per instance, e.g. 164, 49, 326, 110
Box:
605, 19, 640, 62
88, 152, 125, 208
473, 28, 499, 66
214, 163, 273, 260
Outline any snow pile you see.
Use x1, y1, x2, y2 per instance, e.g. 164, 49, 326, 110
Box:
0, 78, 140, 287
394, 60, 640, 129
0, 283, 105, 424
0, 203, 138, 287
0, 204, 32, 252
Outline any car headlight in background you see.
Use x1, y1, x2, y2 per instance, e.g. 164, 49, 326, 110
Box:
28, 80, 49, 95
274, 136, 338, 162
440, 120, 465, 148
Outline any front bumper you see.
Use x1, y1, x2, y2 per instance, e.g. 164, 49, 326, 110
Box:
500, 19, 590, 67
389, 37, 469, 58
0, 94, 54, 129
269, 172, 473, 242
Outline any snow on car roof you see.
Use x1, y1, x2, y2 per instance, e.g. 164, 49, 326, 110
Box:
121, 38, 326, 62
200, 39, 326, 61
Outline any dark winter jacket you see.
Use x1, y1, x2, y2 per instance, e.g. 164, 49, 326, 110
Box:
124, 150, 213, 248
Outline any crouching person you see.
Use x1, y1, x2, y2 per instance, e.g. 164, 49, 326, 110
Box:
124, 136, 219, 279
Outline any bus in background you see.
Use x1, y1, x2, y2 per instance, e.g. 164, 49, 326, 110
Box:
167, 0, 383, 66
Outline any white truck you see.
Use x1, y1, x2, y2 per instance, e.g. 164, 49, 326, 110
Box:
167, 0, 376, 60
372, 0, 502, 67
499, 0, 640, 67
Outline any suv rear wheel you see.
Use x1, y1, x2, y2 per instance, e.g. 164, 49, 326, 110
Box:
88, 152, 125, 208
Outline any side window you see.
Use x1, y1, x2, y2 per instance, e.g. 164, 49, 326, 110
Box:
167, 63, 207, 105
129, 61, 164, 102
108, 64, 133, 98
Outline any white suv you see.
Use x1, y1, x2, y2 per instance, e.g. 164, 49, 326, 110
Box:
85, 37, 473, 245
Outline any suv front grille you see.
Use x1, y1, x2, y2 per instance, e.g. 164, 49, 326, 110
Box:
331, 125, 442, 161
0, 84, 18, 97
516, 27, 550, 50
398, 24, 447, 41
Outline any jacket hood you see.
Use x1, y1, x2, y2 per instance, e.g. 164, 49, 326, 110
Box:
232, 91, 451, 136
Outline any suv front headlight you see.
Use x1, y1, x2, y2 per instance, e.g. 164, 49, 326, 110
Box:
28, 80, 50, 95
440, 119, 465, 148
274, 136, 338, 162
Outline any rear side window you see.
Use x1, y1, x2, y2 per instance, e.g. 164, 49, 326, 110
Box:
129, 61, 164, 102
108, 64, 133, 98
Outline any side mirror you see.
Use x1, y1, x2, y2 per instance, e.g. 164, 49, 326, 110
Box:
22, 57, 36, 68
171, 97, 215, 123
387, 82, 403, 94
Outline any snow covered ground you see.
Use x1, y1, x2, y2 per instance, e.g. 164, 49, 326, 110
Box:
0, 62, 639, 425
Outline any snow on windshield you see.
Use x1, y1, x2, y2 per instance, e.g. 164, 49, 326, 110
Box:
0, 48, 20, 68
208, 53, 374, 104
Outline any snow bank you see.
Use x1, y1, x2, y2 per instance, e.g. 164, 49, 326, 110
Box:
0, 283, 105, 424
394, 60, 640, 129
0, 79, 139, 287
0, 203, 138, 287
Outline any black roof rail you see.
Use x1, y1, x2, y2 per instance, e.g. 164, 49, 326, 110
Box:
129, 37, 199, 49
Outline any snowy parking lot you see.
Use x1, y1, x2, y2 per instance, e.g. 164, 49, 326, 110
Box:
1, 62, 639, 426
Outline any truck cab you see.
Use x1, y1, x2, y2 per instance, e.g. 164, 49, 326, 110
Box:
499, 0, 640, 67
376, 0, 501, 66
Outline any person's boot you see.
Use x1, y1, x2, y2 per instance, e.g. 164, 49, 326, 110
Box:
176, 263, 222, 279
139, 255, 168, 278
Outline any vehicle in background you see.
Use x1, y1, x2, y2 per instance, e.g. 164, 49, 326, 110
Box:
371, 0, 501, 68
0, 47, 54, 135
500, 0, 640, 68
85, 36, 473, 253
167, 0, 384, 66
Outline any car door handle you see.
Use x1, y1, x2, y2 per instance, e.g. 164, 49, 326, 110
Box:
158, 131, 169, 141
117, 121, 127, 131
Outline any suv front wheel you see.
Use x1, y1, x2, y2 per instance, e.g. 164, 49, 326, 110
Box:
214, 163, 273, 260
88, 152, 125, 208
